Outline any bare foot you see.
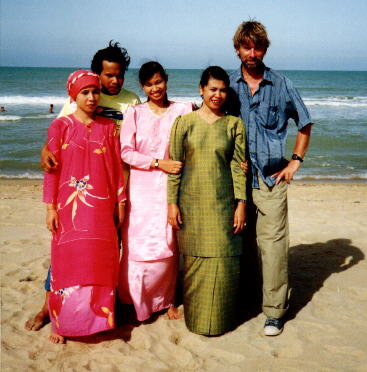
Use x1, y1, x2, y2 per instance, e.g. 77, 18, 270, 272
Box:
167, 306, 182, 320
49, 332, 65, 344
24, 292, 50, 331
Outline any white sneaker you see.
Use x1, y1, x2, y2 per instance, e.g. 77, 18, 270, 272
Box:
264, 317, 284, 336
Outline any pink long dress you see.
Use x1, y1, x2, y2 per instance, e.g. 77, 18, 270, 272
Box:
43, 114, 126, 337
119, 101, 192, 321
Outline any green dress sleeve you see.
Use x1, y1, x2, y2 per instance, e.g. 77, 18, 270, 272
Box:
167, 115, 186, 204
230, 118, 247, 201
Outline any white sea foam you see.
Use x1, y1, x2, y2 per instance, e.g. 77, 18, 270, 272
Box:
0, 114, 57, 122
0, 172, 43, 180
3, 94, 365, 108
0, 95, 66, 105
295, 173, 367, 181
304, 96, 367, 107
0, 115, 22, 121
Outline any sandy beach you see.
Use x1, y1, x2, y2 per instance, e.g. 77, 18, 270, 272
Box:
1, 179, 366, 372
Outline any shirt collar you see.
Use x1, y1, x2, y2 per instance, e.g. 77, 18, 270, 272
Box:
235, 65, 273, 85
262, 67, 273, 85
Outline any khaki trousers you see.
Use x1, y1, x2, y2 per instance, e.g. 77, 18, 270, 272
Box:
252, 177, 289, 319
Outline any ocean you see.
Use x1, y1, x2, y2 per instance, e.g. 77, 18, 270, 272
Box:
0, 67, 366, 181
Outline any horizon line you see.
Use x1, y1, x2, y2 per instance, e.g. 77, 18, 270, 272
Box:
1, 65, 367, 73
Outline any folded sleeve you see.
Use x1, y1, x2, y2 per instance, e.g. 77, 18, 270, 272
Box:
285, 78, 313, 130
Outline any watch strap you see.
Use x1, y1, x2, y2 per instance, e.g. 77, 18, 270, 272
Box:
291, 154, 304, 162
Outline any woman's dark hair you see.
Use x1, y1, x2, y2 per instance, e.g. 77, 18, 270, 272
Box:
199, 66, 230, 88
138, 61, 168, 85
91, 40, 130, 75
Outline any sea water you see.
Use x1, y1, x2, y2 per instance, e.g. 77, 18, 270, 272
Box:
0, 67, 366, 181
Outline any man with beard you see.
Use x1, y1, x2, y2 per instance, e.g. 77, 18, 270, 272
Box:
25, 41, 140, 334
229, 21, 313, 336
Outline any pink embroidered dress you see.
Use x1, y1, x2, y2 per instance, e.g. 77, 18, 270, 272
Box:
119, 101, 192, 321
43, 114, 126, 337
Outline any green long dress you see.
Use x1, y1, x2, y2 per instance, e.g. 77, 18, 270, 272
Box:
168, 111, 246, 335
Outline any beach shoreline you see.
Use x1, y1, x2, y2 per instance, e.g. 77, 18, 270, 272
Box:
1, 179, 366, 371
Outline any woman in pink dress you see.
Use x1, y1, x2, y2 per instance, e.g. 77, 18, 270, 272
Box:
44, 70, 126, 343
119, 61, 192, 321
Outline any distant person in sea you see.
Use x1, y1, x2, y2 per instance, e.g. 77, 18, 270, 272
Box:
43, 69, 126, 343
0, 106, 6, 112
49, 104, 54, 113
119, 61, 192, 321
25, 41, 140, 333
229, 20, 313, 336
168, 66, 247, 335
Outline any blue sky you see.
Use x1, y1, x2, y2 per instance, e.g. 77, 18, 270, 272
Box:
1, 0, 366, 70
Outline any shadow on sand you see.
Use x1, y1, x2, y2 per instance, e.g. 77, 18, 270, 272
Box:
238, 238, 364, 325
72, 238, 364, 342
286, 238, 364, 320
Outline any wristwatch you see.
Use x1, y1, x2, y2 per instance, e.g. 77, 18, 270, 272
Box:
291, 154, 304, 162
154, 159, 159, 168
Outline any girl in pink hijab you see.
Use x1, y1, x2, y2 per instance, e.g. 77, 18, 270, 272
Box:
43, 70, 126, 343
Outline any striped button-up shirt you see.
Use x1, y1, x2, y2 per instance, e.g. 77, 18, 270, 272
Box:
229, 66, 312, 189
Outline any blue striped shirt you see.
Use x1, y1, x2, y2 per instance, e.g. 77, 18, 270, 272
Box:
229, 66, 312, 189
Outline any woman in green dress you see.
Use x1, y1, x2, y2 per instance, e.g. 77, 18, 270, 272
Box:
167, 66, 247, 336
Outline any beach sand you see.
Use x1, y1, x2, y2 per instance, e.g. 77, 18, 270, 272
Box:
1, 179, 366, 372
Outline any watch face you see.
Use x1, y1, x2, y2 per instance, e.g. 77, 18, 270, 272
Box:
292, 154, 303, 162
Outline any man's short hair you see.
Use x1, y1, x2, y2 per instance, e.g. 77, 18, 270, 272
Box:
233, 20, 270, 50
91, 41, 131, 75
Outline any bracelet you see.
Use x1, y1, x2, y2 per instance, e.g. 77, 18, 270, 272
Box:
237, 199, 246, 203
154, 159, 159, 168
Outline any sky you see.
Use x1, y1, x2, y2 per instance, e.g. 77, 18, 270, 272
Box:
1, 0, 366, 70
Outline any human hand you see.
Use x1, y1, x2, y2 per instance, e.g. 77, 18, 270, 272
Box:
240, 160, 249, 174
233, 202, 246, 234
40, 144, 58, 172
271, 160, 301, 185
46, 209, 59, 233
156, 159, 183, 174
168, 203, 182, 230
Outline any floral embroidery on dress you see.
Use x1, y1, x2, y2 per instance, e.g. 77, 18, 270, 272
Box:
56, 286, 80, 298
90, 136, 108, 155
90, 287, 115, 328
49, 285, 80, 328
62, 175, 108, 223
94, 146, 107, 154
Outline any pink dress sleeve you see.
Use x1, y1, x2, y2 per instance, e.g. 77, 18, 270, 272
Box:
110, 125, 127, 203
120, 106, 153, 169
43, 118, 63, 204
